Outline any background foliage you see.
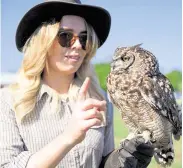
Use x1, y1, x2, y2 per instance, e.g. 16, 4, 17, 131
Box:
166, 70, 182, 91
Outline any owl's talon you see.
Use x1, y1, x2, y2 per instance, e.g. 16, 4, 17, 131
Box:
136, 130, 151, 143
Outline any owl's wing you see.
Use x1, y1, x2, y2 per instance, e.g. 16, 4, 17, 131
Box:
139, 74, 181, 130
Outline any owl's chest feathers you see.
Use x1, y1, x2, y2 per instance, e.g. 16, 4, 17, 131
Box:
108, 72, 143, 96
108, 72, 145, 111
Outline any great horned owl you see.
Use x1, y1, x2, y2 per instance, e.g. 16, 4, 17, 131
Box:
106, 44, 182, 167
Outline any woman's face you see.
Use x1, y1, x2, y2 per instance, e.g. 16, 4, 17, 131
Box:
46, 15, 87, 75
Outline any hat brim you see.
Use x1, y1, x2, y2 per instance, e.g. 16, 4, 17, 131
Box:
15, 1, 111, 51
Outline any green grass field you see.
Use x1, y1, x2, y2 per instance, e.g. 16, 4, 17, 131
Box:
113, 107, 182, 168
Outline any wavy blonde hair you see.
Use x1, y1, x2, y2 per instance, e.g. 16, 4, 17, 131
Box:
10, 18, 104, 123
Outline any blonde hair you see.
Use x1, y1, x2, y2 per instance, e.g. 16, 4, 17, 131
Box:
10, 18, 104, 123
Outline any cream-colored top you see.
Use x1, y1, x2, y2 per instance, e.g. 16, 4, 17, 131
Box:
0, 84, 114, 168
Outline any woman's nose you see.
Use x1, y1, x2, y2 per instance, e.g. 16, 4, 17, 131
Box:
71, 38, 82, 50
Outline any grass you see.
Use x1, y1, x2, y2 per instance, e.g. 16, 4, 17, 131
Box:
95, 64, 110, 91
113, 107, 182, 168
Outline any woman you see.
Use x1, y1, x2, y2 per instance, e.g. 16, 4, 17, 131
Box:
0, 0, 153, 168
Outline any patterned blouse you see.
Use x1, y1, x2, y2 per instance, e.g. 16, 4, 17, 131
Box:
0, 83, 114, 168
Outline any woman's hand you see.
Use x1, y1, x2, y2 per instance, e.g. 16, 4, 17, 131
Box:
63, 77, 106, 146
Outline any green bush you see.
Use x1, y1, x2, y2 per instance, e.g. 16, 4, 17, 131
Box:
94, 63, 110, 91
166, 70, 182, 91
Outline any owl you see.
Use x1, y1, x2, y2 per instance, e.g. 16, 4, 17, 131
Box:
106, 44, 182, 167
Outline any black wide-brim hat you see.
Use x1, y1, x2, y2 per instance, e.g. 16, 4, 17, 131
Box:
15, 0, 111, 52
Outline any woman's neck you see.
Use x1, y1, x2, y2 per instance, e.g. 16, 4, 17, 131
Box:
42, 71, 74, 95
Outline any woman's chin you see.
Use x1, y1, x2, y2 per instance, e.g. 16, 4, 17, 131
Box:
60, 66, 79, 75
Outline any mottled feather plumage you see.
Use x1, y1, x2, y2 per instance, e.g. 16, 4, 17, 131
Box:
107, 44, 182, 167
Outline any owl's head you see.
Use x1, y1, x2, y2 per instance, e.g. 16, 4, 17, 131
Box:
111, 44, 159, 74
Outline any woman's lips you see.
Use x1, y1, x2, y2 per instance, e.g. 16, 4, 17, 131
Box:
65, 55, 80, 62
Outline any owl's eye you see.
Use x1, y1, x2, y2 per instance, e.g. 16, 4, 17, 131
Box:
121, 56, 130, 62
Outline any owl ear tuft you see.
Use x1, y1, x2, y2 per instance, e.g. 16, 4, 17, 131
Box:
131, 43, 143, 51
115, 46, 121, 52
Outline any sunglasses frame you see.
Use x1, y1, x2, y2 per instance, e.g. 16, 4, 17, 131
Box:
57, 28, 88, 50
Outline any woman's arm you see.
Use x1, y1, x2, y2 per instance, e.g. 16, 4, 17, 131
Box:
0, 96, 33, 168
1, 80, 106, 168
0, 101, 103, 168
26, 133, 74, 168
27, 96, 106, 168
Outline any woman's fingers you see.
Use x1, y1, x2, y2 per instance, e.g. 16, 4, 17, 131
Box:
82, 118, 102, 131
81, 99, 106, 111
77, 77, 106, 112
78, 77, 90, 101
81, 108, 104, 120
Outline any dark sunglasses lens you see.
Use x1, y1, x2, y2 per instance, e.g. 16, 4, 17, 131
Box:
58, 31, 73, 47
79, 34, 87, 50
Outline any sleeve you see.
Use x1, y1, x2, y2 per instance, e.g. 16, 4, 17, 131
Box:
102, 91, 115, 157
0, 95, 33, 168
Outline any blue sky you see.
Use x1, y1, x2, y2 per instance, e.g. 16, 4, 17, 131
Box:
1, 0, 182, 74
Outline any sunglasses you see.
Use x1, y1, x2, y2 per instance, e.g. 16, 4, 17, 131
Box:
57, 28, 88, 50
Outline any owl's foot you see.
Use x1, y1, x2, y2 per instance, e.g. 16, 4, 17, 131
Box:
142, 130, 151, 143
119, 131, 153, 146
136, 130, 152, 144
